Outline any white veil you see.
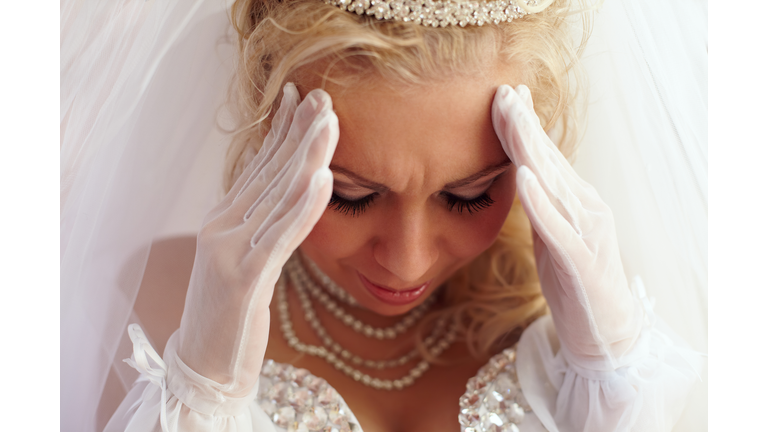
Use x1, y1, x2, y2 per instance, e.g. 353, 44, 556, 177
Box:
59, 0, 707, 430
574, 0, 707, 428
61, 1, 236, 430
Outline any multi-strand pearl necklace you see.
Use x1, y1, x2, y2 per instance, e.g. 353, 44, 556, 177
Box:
287, 257, 447, 369
302, 254, 359, 307
293, 253, 436, 339
277, 254, 458, 390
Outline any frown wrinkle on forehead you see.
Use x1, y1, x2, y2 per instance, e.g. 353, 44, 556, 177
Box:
329, 159, 513, 196
324, 73, 513, 195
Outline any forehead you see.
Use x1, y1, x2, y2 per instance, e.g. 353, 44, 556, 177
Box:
299, 71, 516, 188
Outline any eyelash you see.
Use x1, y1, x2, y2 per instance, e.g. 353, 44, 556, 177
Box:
328, 193, 377, 216
327, 192, 496, 216
443, 192, 496, 215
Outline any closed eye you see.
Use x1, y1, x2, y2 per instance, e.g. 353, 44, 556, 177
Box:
328, 170, 503, 217
441, 192, 496, 214
328, 190, 497, 216
328, 192, 377, 216
440, 170, 505, 214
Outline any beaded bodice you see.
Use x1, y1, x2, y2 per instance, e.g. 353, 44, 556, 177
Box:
256, 347, 540, 432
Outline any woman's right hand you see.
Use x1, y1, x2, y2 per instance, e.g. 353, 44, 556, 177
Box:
175, 83, 338, 398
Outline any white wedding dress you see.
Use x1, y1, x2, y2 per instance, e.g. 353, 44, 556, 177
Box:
60, 0, 707, 431
104, 286, 700, 431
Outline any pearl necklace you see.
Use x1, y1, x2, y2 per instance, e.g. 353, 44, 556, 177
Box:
277, 258, 458, 390
288, 260, 449, 369
301, 252, 359, 307
288, 255, 436, 339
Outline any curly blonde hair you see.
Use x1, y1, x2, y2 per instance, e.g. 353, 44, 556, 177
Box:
225, 0, 592, 359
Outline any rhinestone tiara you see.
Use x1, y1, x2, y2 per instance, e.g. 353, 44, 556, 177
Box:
323, 0, 553, 27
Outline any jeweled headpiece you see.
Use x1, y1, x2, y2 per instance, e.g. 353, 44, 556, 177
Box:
324, 0, 553, 27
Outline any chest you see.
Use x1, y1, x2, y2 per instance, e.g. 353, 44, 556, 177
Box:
265, 306, 486, 432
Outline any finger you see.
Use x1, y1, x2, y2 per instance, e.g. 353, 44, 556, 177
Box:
233, 82, 301, 202
516, 166, 588, 277
509, 85, 611, 235
515, 84, 534, 112
509, 85, 591, 190
242, 92, 336, 226
241, 89, 333, 215
206, 85, 300, 224
493, 85, 589, 236
493, 85, 580, 230
492, 85, 515, 162
214, 82, 300, 215
493, 85, 546, 167
518, 166, 632, 358
225, 89, 333, 226
235, 167, 333, 362
244, 167, 333, 277
242, 108, 337, 240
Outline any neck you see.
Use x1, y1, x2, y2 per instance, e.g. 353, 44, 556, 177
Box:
278, 253, 466, 389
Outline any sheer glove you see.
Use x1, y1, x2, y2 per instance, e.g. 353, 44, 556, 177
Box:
175, 83, 337, 398
492, 84, 644, 370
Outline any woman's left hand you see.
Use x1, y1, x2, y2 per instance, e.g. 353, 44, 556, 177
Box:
491, 84, 644, 369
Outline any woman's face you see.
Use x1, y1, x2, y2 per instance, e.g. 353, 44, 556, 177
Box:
298, 71, 517, 317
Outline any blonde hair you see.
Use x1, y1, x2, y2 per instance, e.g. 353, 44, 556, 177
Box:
226, 0, 591, 359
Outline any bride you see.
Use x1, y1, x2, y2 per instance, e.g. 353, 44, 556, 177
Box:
60, 0, 707, 431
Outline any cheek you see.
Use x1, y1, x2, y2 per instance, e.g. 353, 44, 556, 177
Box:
300, 209, 369, 262
441, 171, 517, 260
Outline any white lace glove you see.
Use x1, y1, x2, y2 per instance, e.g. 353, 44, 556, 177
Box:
175, 82, 337, 398
492, 84, 644, 370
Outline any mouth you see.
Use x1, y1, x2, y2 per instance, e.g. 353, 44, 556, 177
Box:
358, 273, 431, 306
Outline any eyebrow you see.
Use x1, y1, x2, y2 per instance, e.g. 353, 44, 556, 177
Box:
330, 159, 512, 191
329, 165, 390, 193
443, 160, 512, 189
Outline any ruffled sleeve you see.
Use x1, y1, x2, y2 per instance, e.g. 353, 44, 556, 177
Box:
103, 326, 276, 432
104, 325, 362, 432
515, 278, 703, 432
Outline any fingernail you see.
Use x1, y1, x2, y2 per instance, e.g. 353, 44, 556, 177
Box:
516, 165, 535, 185
515, 85, 534, 111
311, 167, 332, 190
498, 84, 512, 99
308, 93, 319, 110
298, 93, 323, 122
515, 84, 530, 98
306, 90, 331, 114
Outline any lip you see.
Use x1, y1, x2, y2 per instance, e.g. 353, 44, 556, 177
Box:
358, 273, 431, 306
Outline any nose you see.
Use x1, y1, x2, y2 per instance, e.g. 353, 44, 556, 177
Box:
372, 206, 438, 284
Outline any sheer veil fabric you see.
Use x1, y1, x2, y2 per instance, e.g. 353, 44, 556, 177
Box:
573, 1, 707, 428
61, 1, 237, 430
59, 0, 707, 430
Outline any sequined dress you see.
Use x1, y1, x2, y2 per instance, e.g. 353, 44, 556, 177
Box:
255, 346, 536, 432
108, 290, 701, 432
